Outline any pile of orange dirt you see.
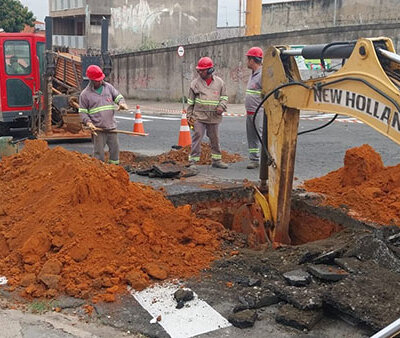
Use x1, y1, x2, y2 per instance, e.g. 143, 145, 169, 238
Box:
0, 140, 224, 302
289, 210, 343, 245
303, 144, 400, 225
118, 143, 242, 169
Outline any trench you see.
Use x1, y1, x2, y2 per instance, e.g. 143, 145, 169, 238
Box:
167, 186, 350, 246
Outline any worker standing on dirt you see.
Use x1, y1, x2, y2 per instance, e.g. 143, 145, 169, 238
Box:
187, 57, 229, 169
79, 65, 128, 164
245, 47, 264, 169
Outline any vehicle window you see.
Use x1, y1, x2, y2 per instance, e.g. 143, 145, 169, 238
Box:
4, 40, 31, 75
37, 42, 45, 90
6, 79, 33, 107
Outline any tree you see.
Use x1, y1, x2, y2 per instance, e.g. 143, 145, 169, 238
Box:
0, 0, 35, 33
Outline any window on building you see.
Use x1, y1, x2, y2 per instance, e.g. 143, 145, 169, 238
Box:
4, 40, 31, 76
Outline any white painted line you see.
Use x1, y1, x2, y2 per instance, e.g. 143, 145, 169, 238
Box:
130, 283, 231, 338
116, 115, 180, 121
141, 115, 181, 121
0, 276, 7, 285
116, 116, 151, 122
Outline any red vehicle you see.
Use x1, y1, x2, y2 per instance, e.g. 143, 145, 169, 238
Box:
0, 33, 45, 135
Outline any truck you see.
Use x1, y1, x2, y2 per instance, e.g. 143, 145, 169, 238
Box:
0, 17, 112, 140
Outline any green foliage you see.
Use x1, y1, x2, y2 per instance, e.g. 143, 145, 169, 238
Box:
0, 0, 35, 32
29, 300, 59, 314
138, 39, 160, 51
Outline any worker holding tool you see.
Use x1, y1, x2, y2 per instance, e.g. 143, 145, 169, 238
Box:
245, 47, 264, 169
79, 65, 128, 164
187, 57, 229, 169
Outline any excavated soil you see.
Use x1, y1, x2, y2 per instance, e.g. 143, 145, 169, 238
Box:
115, 143, 242, 169
304, 144, 400, 226
0, 140, 226, 302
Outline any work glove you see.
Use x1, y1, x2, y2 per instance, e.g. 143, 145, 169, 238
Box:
86, 122, 97, 133
118, 102, 129, 111
187, 116, 195, 130
216, 106, 224, 115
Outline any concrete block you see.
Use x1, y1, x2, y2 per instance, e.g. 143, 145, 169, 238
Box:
283, 269, 311, 286
307, 264, 349, 282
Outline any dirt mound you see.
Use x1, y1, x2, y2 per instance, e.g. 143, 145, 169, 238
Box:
303, 144, 400, 225
0, 140, 224, 301
118, 143, 242, 169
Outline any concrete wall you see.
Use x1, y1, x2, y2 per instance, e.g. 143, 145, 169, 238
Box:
262, 0, 400, 33
110, 23, 400, 104
109, 0, 217, 51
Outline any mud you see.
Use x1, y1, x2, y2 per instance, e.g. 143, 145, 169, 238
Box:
113, 143, 242, 170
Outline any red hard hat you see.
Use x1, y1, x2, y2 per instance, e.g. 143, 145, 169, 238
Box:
86, 65, 105, 81
246, 47, 263, 58
196, 57, 214, 70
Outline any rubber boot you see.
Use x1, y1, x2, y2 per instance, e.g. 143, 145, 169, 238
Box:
247, 161, 259, 169
212, 160, 228, 169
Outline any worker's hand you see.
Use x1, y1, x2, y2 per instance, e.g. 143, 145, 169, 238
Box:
187, 116, 195, 129
216, 106, 224, 115
86, 122, 97, 132
118, 102, 129, 111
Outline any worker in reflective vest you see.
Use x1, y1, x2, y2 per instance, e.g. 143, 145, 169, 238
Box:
187, 57, 229, 169
245, 47, 264, 169
79, 65, 128, 164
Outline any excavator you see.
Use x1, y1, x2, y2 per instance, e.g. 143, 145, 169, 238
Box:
234, 37, 400, 246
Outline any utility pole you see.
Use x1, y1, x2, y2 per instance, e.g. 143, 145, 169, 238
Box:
333, 0, 337, 26
239, 0, 242, 27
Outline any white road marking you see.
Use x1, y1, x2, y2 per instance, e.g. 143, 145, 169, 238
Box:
116, 115, 180, 121
116, 116, 151, 122
117, 113, 363, 124
130, 283, 231, 338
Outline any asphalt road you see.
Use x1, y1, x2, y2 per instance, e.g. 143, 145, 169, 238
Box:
56, 112, 400, 184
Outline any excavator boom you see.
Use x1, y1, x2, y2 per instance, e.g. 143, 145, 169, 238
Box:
260, 37, 400, 244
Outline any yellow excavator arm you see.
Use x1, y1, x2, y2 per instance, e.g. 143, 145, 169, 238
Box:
259, 37, 400, 245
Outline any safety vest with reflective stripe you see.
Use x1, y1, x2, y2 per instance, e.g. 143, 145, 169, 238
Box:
245, 67, 263, 114
186, 75, 228, 124
79, 81, 125, 130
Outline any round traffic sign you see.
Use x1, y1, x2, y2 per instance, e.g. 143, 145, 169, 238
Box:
177, 46, 185, 57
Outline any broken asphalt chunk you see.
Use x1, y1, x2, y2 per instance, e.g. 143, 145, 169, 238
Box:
323, 266, 400, 331
334, 257, 364, 274
345, 235, 400, 273
267, 279, 324, 310
174, 289, 194, 309
276, 304, 323, 331
228, 309, 258, 328
307, 264, 348, 282
298, 251, 321, 264
283, 269, 311, 287
312, 247, 344, 264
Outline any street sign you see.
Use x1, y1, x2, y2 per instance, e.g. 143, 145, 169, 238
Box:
177, 46, 185, 57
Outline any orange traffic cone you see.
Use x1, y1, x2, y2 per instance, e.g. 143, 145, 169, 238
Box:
178, 110, 192, 147
133, 105, 145, 134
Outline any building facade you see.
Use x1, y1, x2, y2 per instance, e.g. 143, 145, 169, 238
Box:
48, 0, 217, 52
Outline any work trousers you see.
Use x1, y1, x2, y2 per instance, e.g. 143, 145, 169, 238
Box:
92, 130, 120, 164
246, 112, 263, 162
189, 121, 222, 162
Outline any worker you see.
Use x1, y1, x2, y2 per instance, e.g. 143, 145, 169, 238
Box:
7, 56, 26, 74
187, 57, 229, 169
245, 47, 264, 169
79, 65, 128, 164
